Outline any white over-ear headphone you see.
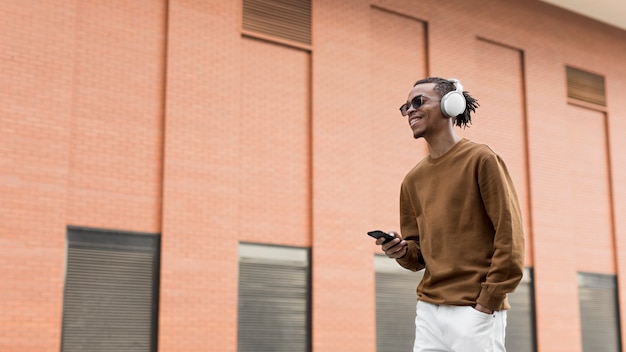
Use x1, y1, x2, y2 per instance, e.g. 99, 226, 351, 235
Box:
440, 79, 466, 118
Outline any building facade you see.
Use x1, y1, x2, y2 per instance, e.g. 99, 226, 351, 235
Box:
2, 0, 626, 351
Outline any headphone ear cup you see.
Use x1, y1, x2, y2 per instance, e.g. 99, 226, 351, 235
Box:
440, 91, 466, 118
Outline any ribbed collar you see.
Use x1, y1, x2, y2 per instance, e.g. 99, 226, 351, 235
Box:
426, 138, 469, 164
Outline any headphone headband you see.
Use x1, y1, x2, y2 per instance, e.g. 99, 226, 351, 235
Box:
448, 78, 463, 93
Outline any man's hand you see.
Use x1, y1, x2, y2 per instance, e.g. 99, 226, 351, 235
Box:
474, 303, 494, 314
376, 231, 408, 259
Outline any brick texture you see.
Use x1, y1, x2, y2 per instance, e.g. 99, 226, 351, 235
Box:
1, 1, 75, 350
2, 0, 626, 351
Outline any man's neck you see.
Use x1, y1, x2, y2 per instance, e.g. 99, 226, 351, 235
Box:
426, 133, 461, 159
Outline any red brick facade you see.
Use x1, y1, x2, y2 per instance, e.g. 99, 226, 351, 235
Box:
2, 0, 626, 351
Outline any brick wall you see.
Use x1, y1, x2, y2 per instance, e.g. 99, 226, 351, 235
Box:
159, 0, 241, 351
1, 1, 76, 350
2, 0, 626, 351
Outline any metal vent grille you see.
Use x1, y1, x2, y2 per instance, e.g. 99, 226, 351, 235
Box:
61, 228, 160, 352
567, 66, 606, 106
242, 0, 311, 46
578, 272, 621, 351
238, 243, 310, 352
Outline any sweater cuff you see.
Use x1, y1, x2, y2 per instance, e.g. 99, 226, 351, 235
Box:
395, 241, 424, 272
476, 288, 505, 312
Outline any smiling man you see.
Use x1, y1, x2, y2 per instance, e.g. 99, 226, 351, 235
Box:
375, 77, 525, 352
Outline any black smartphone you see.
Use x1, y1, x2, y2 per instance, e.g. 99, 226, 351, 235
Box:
367, 230, 396, 244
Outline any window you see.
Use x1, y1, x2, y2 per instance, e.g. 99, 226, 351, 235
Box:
238, 243, 311, 352
566, 66, 606, 106
61, 227, 160, 352
578, 272, 621, 351
505, 267, 537, 352
374, 254, 423, 351
242, 0, 312, 47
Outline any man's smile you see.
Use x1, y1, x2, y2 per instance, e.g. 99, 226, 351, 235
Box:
409, 115, 422, 127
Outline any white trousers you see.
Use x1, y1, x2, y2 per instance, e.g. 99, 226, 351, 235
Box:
414, 301, 507, 352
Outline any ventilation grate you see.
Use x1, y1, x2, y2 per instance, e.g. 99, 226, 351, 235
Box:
242, 0, 311, 46
567, 66, 606, 106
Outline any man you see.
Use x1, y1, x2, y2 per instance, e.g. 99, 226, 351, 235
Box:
376, 77, 525, 352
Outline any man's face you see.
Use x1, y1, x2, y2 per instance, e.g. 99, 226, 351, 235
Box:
403, 83, 447, 140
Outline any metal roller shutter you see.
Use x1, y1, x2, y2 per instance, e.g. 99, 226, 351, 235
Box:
238, 243, 310, 352
505, 268, 536, 352
61, 227, 160, 352
374, 255, 423, 352
578, 272, 621, 352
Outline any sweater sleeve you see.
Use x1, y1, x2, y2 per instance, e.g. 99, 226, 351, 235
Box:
396, 181, 426, 272
476, 154, 525, 311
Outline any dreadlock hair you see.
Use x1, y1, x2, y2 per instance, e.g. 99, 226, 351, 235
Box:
413, 77, 479, 129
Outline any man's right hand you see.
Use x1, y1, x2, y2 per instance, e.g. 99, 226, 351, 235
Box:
376, 231, 408, 259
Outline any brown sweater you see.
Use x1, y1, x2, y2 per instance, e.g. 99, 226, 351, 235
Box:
396, 138, 524, 311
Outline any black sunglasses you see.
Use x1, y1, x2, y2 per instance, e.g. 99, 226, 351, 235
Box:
399, 95, 439, 116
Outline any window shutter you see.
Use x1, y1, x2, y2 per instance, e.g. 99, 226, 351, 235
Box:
578, 272, 621, 351
505, 268, 536, 352
567, 66, 606, 106
238, 243, 310, 352
61, 228, 160, 352
374, 255, 422, 352
242, 0, 311, 46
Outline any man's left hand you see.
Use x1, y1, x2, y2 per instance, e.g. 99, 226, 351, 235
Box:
474, 303, 494, 314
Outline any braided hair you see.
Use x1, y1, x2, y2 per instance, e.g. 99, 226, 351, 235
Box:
413, 77, 479, 128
